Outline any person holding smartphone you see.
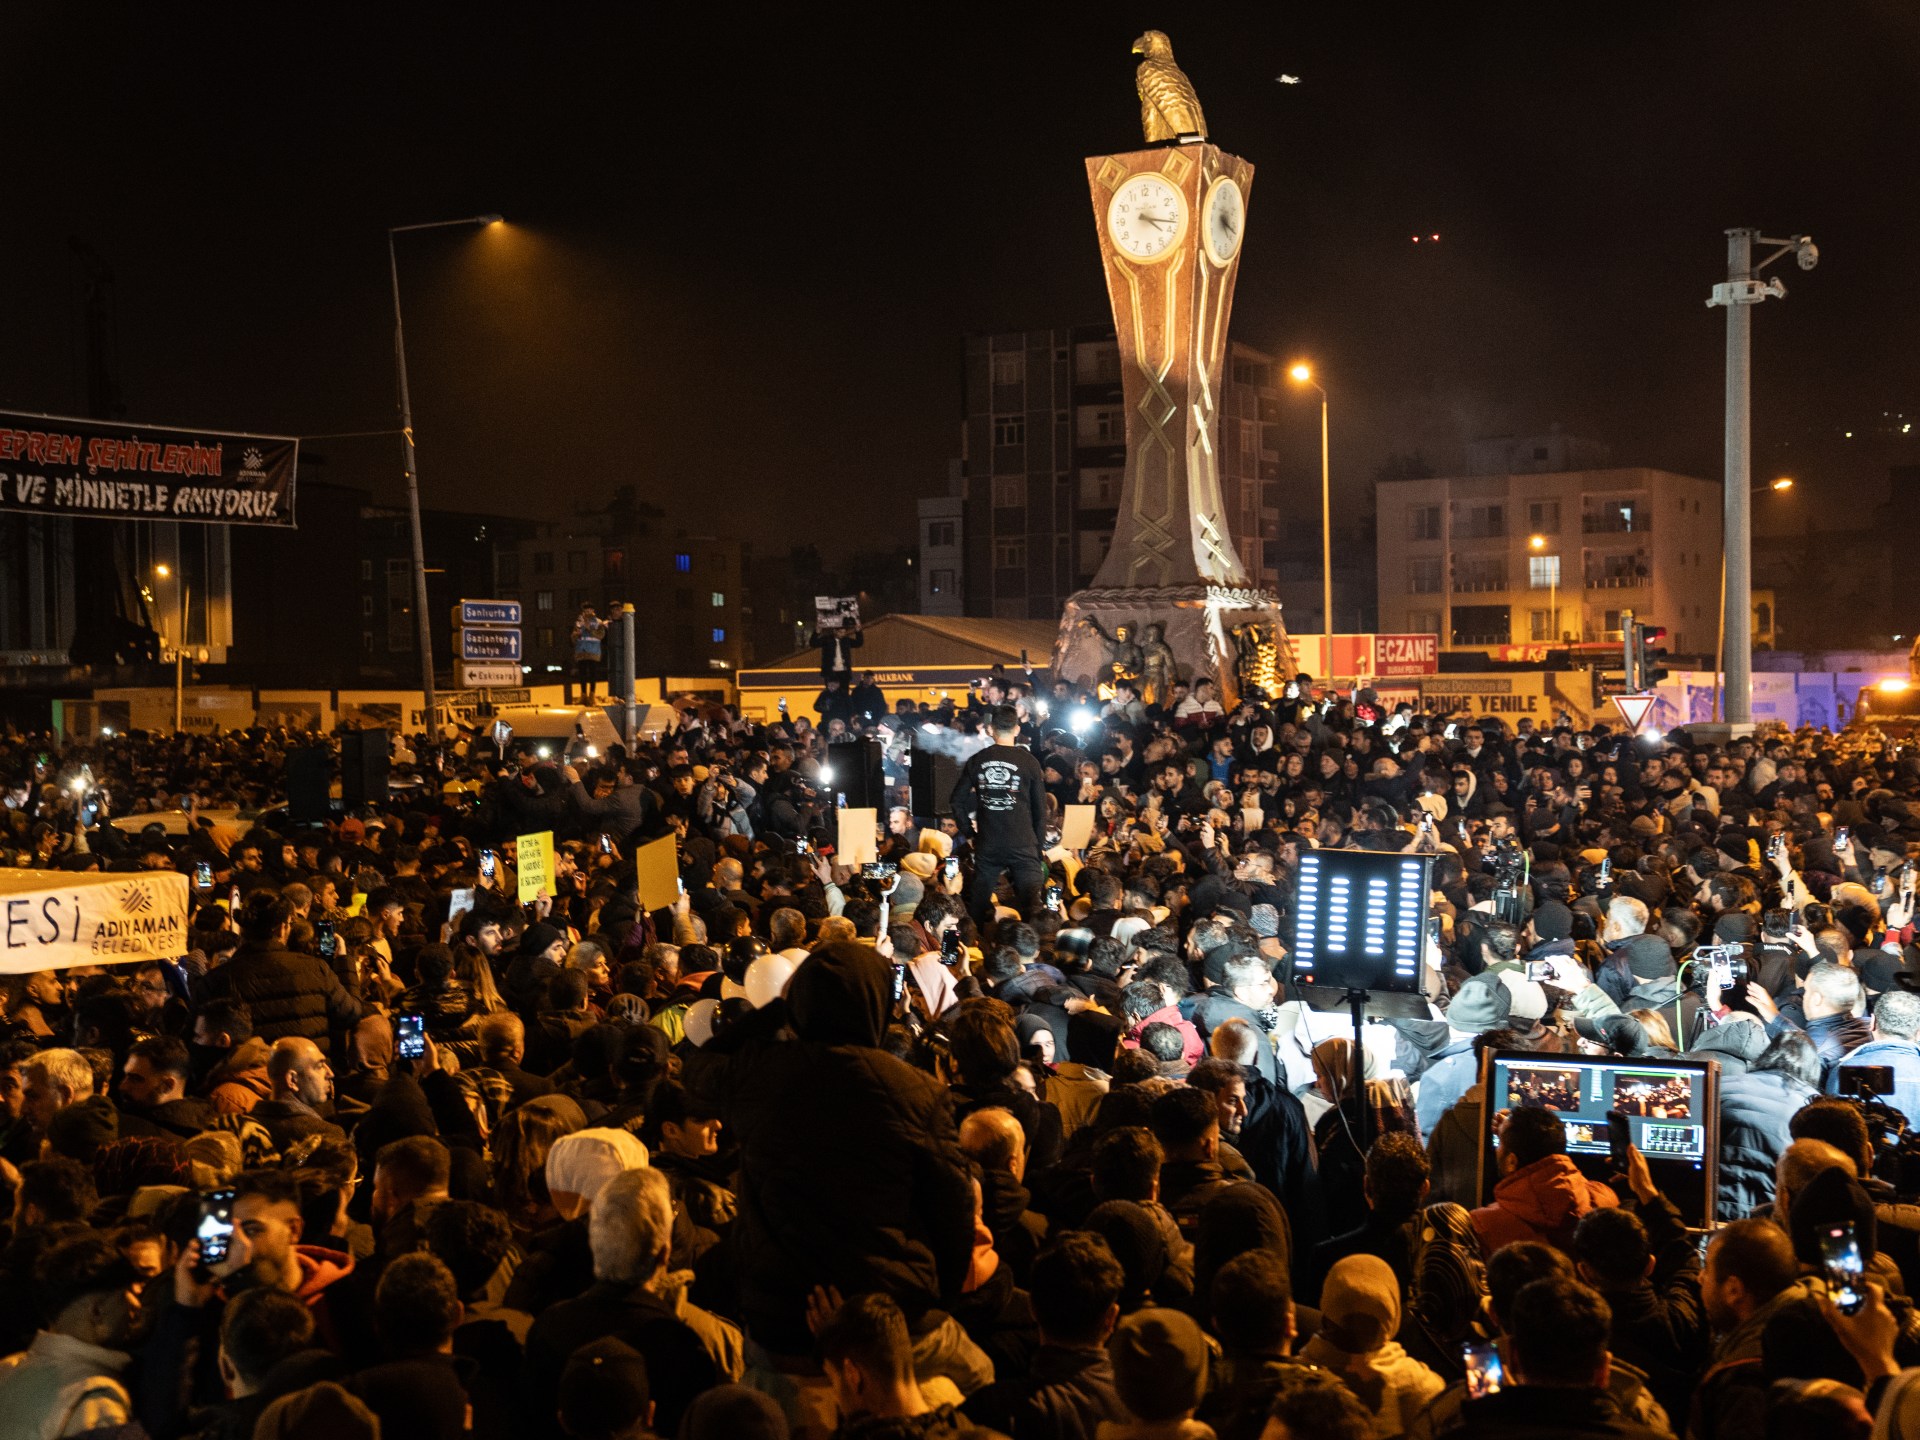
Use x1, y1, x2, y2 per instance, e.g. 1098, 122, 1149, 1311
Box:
947, 706, 1049, 925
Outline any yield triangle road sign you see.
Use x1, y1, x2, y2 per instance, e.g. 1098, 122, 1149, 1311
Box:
1613, 693, 1656, 734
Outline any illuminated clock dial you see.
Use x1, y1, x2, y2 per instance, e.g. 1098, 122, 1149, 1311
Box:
1106, 174, 1188, 262
1202, 175, 1245, 265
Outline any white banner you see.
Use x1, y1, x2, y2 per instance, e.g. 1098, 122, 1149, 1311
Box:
0, 870, 191, 973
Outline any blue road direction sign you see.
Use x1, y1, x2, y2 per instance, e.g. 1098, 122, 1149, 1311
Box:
459, 627, 522, 662
459, 599, 522, 627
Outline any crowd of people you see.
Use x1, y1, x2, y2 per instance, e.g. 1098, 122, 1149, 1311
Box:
6, 668, 1920, 1440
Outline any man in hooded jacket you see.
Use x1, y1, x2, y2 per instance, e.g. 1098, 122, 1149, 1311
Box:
683, 942, 977, 1363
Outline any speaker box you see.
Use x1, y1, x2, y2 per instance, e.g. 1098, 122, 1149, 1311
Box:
287, 747, 332, 825
340, 730, 391, 807
909, 749, 960, 821
828, 738, 885, 812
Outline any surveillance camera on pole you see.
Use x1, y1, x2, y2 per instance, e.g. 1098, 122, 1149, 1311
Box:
1705, 229, 1815, 730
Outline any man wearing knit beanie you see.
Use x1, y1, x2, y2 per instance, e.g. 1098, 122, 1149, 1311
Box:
1528, 900, 1574, 945
1107, 1307, 1210, 1430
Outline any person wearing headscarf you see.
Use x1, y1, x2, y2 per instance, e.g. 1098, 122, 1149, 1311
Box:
1298, 1253, 1446, 1436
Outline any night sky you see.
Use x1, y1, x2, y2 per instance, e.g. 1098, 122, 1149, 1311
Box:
2, 4, 1916, 561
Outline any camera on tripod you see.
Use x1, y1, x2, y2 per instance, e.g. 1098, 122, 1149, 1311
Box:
1837, 1064, 1920, 1197
1685, 943, 1749, 991
1489, 836, 1526, 925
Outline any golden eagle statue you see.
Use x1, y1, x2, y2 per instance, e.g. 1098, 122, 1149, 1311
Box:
1132, 31, 1207, 142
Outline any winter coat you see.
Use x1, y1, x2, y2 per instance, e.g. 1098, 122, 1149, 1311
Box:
1716, 1067, 1819, 1219
204, 1037, 273, 1114
192, 941, 363, 1055
1805, 1011, 1875, 1074
1296, 1333, 1445, 1438
1687, 1019, 1770, 1078
1470, 1154, 1618, 1254
683, 943, 975, 1356
964, 1343, 1125, 1440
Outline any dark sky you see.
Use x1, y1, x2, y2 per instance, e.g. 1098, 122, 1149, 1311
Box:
2, 4, 1916, 560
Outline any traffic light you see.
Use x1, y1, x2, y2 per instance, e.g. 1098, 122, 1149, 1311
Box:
1634, 621, 1670, 687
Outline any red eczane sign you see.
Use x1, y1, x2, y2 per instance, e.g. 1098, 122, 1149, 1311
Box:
1372, 633, 1438, 677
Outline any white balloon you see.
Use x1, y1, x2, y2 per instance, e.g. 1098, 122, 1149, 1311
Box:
743, 952, 799, 1010
682, 998, 721, 1047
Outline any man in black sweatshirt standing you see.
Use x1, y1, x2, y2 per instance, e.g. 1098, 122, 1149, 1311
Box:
950, 706, 1050, 926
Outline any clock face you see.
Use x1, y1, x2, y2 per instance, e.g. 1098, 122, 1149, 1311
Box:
1203, 176, 1245, 265
1107, 174, 1188, 262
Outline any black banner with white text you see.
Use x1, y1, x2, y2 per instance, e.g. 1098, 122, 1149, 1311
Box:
0, 410, 298, 527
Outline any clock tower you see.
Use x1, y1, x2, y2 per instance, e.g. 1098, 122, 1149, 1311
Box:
1053, 37, 1292, 704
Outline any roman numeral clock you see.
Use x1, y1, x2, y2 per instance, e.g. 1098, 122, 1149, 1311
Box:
1054, 31, 1293, 706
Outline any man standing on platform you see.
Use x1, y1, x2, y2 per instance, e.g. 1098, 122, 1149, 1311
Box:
949, 706, 1049, 925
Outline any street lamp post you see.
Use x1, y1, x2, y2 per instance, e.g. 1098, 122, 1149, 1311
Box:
388, 214, 502, 741
1288, 364, 1332, 680
1707, 229, 1816, 726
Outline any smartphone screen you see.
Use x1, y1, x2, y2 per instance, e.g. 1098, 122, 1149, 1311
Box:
229, 885, 241, 914
1462, 1340, 1504, 1398
1045, 882, 1064, 913
1525, 960, 1555, 983
944, 857, 958, 879
394, 1013, 427, 1061
599, 834, 613, 855
1822, 1222, 1866, 1314
480, 850, 497, 879
891, 963, 906, 1005
941, 929, 961, 966
316, 921, 336, 959
197, 1188, 237, 1266
1607, 1110, 1631, 1172
193, 861, 213, 890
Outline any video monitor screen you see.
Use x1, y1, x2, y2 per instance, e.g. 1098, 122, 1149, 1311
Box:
1479, 1051, 1719, 1229
1290, 850, 1434, 997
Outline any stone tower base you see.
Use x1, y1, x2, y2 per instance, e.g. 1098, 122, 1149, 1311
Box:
1052, 584, 1294, 710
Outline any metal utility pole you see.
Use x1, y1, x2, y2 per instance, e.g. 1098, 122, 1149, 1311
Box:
388, 214, 502, 743
1318, 388, 1332, 672
614, 603, 638, 744
1707, 227, 1816, 726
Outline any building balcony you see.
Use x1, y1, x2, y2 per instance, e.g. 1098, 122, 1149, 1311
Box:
1451, 580, 1511, 594
1584, 574, 1648, 590
1582, 514, 1651, 535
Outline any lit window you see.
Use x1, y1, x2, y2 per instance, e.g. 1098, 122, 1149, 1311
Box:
673, 553, 691, 573
535, 591, 554, 612
1528, 555, 1560, 588
711, 592, 725, 607
711, 628, 726, 644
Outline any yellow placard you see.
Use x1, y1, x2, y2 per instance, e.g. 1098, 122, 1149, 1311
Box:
1060, 804, 1096, 852
634, 835, 681, 913
516, 831, 555, 904
836, 807, 878, 868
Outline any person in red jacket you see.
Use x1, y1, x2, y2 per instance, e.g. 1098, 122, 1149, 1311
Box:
1473, 1104, 1619, 1255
